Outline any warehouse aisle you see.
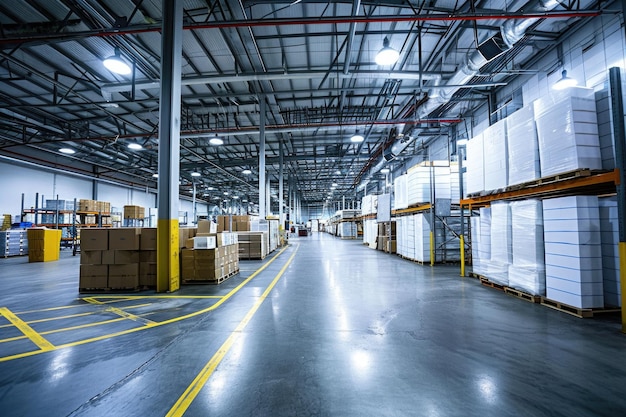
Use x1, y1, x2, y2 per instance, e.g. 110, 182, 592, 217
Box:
1, 233, 626, 416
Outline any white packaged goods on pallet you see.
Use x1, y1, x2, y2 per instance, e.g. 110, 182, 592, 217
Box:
484, 202, 511, 286
478, 207, 492, 270
414, 214, 431, 263
361, 194, 378, 215
393, 174, 409, 210
482, 119, 508, 191
363, 219, 378, 248
595, 90, 616, 170
599, 196, 620, 307
508, 200, 546, 295
406, 163, 451, 205
470, 216, 482, 275
449, 163, 464, 203
543, 196, 604, 308
507, 105, 541, 186
466, 133, 484, 195
339, 222, 357, 238
534, 87, 602, 177
404, 216, 416, 260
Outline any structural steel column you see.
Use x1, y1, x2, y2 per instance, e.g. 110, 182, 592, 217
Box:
156, 0, 183, 293
259, 97, 267, 219
279, 138, 284, 226
609, 67, 626, 332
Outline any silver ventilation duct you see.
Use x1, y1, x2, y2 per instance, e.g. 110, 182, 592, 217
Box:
358, 0, 561, 187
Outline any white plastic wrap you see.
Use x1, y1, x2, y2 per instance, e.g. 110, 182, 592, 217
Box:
449, 163, 465, 203
484, 202, 511, 286
465, 133, 484, 195
507, 105, 541, 186
393, 174, 409, 210
543, 196, 604, 308
470, 216, 482, 275
363, 219, 378, 248
406, 163, 451, 205
477, 207, 492, 274
414, 214, 430, 262
599, 196, 620, 307
508, 200, 546, 295
482, 118, 508, 191
534, 87, 602, 177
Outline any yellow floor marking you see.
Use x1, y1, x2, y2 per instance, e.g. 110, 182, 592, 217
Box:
0, 307, 54, 351
15, 298, 133, 314
0, 246, 290, 363
0, 303, 152, 329
79, 295, 223, 300
166, 245, 299, 417
83, 298, 157, 326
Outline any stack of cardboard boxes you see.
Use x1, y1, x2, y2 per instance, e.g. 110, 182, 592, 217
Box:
217, 215, 250, 232
237, 231, 268, 259
123, 205, 145, 219
78, 199, 111, 213
181, 231, 239, 282
376, 222, 396, 254
79, 227, 156, 291
26, 228, 61, 262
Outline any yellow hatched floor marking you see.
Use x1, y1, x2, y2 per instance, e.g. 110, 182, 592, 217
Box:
0, 307, 54, 351
0, 245, 290, 363
166, 244, 299, 417
15, 298, 134, 314
83, 298, 157, 326
0, 303, 152, 330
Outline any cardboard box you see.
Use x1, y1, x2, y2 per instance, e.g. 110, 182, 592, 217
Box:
79, 265, 108, 289
80, 250, 102, 265
114, 250, 140, 264
140, 250, 157, 263
102, 250, 115, 265
123, 205, 145, 219
80, 228, 109, 251
27, 229, 62, 262
197, 220, 212, 234
139, 262, 157, 287
109, 228, 141, 250
108, 264, 139, 289
140, 228, 157, 250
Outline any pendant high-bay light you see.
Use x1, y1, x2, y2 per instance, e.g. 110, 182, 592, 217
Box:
103, 47, 132, 75
375, 37, 399, 66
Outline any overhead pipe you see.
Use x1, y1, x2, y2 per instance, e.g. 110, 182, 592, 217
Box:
358, 0, 564, 188
0, 10, 601, 46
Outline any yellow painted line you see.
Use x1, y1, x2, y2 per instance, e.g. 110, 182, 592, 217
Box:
166, 245, 299, 417
80, 295, 224, 300
15, 298, 133, 314
0, 246, 290, 363
0, 307, 54, 351
83, 298, 156, 326
0, 303, 153, 329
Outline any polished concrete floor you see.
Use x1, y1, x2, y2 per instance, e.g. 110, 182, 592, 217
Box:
1, 232, 625, 416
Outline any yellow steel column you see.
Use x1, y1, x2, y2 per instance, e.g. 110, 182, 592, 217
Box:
156, 0, 183, 292
460, 235, 466, 277
430, 231, 434, 267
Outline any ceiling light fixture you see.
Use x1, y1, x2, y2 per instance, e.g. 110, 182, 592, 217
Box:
350, 132, 364, 143
233, 196, 240, 199
375, 37, 400, 66
59, 148, 75, 155
381, 168, 390, 174
127, 143, 143, 150
103, 47, 132, 75
242, 168, 252, 175
191, 170, 201, 177
209, 135, 224, 145
553, 69, 578, 90
152, 173, 159, 178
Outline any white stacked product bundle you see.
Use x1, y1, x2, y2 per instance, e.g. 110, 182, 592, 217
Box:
404, 215, 416, 260
507, 105, 541, 186
477, 207, 492, 276
594, 90, 616, 170
414, 213, 431, 263
406, 163, 451, 206
449, 163, 466, 203
534, 87, 602, 177
396, 217, 405, 257
339, 222, 357, 239
361, 195, 371, 215
543, 196, 604, 309
482, 119, 508, 191
508, 200, 546, 295
484, 202, 511, 286
393, 174, 409, 210
599, 196, 620, 307
465, 133, 484, 195
363, 219, 378, 248
470, 216, 482, 275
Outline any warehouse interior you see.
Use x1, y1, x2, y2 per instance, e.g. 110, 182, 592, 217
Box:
1, 0, 626, 416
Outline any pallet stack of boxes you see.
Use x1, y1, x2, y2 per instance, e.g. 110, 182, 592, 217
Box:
180, 230, 239, 282
26, 228, 62, 262
79, 227, 157, 291
237, 231, 268, 260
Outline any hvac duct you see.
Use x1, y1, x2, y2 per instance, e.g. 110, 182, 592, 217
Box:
360, 0, 562, 185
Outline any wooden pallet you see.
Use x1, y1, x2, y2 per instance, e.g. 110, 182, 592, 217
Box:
468, 272, 482, 279
79, 286, 142, 294
182, 269, 240, 285
504, 287, 541, 303
479, 277, 505, 291
540, 297, 621, 318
